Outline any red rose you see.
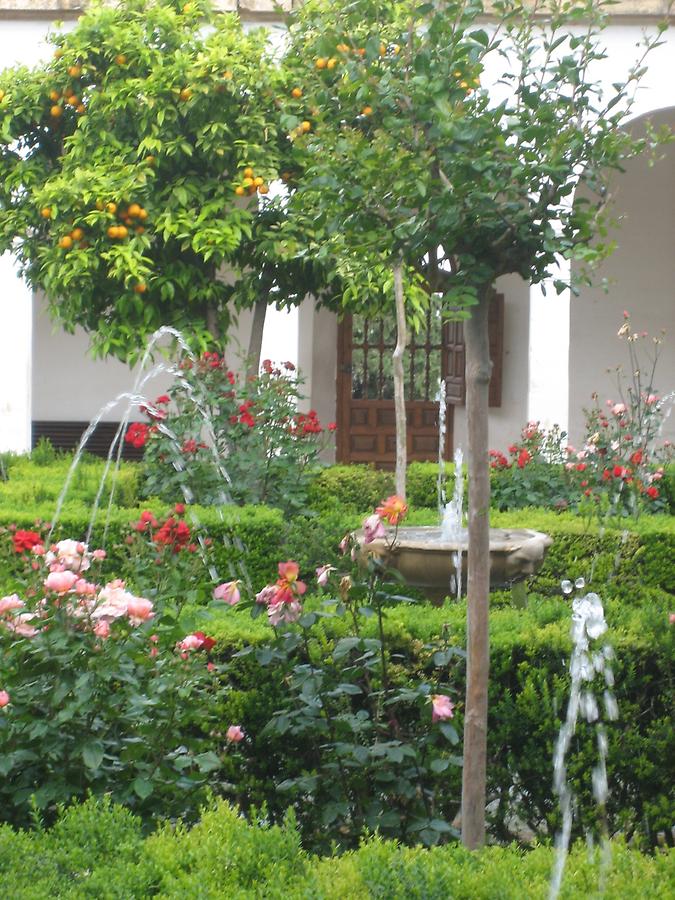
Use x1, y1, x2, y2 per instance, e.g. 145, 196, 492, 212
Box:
13, 529, 42, 554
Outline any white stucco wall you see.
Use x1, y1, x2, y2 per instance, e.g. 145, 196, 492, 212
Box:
569, 106, 675, 447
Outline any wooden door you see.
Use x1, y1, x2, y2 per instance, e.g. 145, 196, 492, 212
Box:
336, 307, 453, 468
336, 296, 503, 468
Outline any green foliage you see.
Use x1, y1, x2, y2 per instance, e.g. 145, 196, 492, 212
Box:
136, 352, 333, 514
0, 797, 672, 899
192, 584, 673, 848
282, 0, 663, 304
230, 549, 464, 851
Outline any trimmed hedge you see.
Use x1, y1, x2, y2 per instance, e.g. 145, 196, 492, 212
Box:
0, 797, 671, 899
0, 456, 142, 510
185, 586, 674, 847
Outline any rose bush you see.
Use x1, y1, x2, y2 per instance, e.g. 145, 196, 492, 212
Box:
490, 315, 672, 517
222, 497, 465, 851
0, 527, 227, 828
127, 352, 335, 514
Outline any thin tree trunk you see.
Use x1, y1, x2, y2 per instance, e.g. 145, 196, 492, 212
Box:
206, 306, 220, 342
246, 298, 267, 378
461, 286, 492, 850
392, 262, 407, 499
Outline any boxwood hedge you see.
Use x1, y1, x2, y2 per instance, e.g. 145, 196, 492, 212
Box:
0, 797, 671, 899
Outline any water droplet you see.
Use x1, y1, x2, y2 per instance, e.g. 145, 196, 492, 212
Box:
575, 577, 586, 590
561, 579, 573, 595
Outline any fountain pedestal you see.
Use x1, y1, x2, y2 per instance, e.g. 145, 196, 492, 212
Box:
359, 527, 553, 602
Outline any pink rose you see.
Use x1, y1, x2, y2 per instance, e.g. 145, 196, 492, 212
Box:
92, 549, 107, 560
0, 691, 9, 708
363, 514, 386, 544
93, 620, 111, 639
126, 596, 154, 626
669, 613, 675, 625
178, 634, 204, 651
268, 598, 302, 626
316, 565, 335, 587
213, 581, 240, 605
0, 594, 25, 615
6, 613, 37, 637
431, 694, 455, 722
611, 402, 627, 417
255, 584, 277, 606
44, 570, 79, 594
226, 725, 245, 743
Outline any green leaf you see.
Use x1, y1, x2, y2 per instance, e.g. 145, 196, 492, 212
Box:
194, 751, 221, 773
132, 777, 154, 799
81, 741, 104, 770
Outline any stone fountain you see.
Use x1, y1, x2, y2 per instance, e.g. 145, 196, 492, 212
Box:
360, 524, 553, 602
359, 393, 553, 602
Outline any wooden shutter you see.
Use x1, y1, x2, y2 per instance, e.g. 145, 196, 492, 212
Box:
444, 292, 504, 408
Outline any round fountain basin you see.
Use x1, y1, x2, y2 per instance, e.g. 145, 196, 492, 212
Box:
358, 526, 553, 602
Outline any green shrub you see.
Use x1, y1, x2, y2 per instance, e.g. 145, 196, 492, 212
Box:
0, 797, 672, 899
307, 465, 395, 512
0, 456, 142, 510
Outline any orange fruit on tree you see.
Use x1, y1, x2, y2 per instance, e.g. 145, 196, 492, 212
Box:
258, 184, 269, 195
115, 54, 127, 65
242, 176, 254, 188
50, 105, 63, 118
67, 65, 81, 78
106, 202, 117, 214
243, 166, 254, 178
133, 282, 147, 294
76, 104, 86, 114
135, 226, 145, 235
107, 226, 119, 239
336, 43, 349, 53
49, 89, 60, 101
144, 155, 156, 166
138, 208, 148, 221
70, 227, 84, 241
361, 106, 373, 116
315, 58, 327, 69
58, 235, 73, 249
128, 203, 141, 218
53, 49, 64, 60
40, 207, 52, 219
253, 176, 264, 187
300, 120, 311, 132
223, 70, 233, 80
291, 87, 302, 98
234, 185, 245, 196
327, 58, 337, 69
379, 44, 387, 56
95, 200, 104, 211
179, 87, 192, 101
117, 225, 129, 239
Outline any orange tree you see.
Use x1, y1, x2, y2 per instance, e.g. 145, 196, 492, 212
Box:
0, 0, 334, 363
280, 0, 666, 848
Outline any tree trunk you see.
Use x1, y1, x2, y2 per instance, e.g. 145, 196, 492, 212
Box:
246, 298, 268, 378
392, 263, 407, 499
461, 286, 492, 850
206, 306, 220, 343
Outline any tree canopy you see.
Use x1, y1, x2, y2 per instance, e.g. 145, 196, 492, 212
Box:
0, 0, 306, 360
